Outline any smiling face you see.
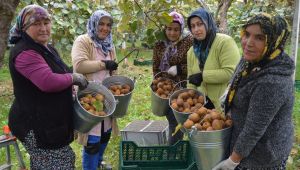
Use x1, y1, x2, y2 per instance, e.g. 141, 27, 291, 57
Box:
97, 16, 112, 40
241, 24, 266, 62
25, 19, 51, 46
165, 22, 181, 42
190, 17, 207, 40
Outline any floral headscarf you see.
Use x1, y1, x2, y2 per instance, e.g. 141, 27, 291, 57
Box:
187, 8, 218, 70
159, 11, 185, 71
224, 13, 290, 113
86, 10, 113, 56
9, 4, 51, 44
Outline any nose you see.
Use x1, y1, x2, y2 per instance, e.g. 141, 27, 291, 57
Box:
245, 36, 255, 47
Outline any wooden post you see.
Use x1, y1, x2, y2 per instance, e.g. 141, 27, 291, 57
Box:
291, 0, 300, 81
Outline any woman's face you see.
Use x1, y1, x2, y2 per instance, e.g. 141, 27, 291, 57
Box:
241, 24, 266, 62
165, 22, 181, 42
25, 19, 51, 46
190, 17, 206, 40
97, 16, 112, 40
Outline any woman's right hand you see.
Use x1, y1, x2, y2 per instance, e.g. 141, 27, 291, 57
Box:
72, 73, 88, 90
102, 60, 118, 71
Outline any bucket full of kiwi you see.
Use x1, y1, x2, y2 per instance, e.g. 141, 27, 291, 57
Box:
102, 75, 135, 118
169, 88, 205, 133
150, 72, 179, 117
73, 81, 116, 133
183, 107, 233, 170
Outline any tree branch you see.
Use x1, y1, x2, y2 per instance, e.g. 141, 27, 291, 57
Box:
133, 0, 162, 30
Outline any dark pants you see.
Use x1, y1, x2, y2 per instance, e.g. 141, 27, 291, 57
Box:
166, 108, 183, 145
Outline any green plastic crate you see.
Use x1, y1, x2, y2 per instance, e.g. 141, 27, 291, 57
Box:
119, 140, 197, 170
295, 80, 300, 91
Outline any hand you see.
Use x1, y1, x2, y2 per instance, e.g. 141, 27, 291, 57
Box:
188, 73, 203, 86
102, 60, 118, 71
72, 73, 88, 90
167, 65, 177, 76
212, 157, 239, 170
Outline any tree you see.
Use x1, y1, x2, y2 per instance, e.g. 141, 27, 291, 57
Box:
0, 0, 20, 68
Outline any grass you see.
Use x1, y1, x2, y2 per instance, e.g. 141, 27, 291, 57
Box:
0, 47, 300, 169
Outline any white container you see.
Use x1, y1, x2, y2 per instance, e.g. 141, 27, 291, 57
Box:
120, 120, 169, 146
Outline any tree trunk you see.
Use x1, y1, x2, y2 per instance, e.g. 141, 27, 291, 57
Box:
0, 0, 20, 68
217, 0, 233, 34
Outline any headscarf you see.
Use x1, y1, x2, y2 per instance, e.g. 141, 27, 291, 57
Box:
86, 10, 113, 56
224, 13, 290, 113
187, 8, 218, 70
9, 4, 51, 44
159, 11, 185, 71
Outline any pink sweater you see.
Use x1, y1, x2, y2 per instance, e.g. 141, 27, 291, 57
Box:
15, 50, 73, 92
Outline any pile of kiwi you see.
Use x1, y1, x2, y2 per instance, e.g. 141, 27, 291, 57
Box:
109, 84, 131, 95
183, 107, 232, 131
79, 93, 106, 116
151, 77, 177, 99
170, 89, 205, 113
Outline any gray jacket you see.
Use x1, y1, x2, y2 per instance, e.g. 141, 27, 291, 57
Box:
230, 52, 295, 169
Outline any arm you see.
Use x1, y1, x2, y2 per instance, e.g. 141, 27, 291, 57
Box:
15, 50, 72, 92
152, 42, 161, 77
186, 47, 198, 89
203, 37, 240, 84
71, 35, 106, 74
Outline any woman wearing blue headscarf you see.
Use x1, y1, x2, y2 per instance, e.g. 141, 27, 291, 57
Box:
186, 8, 240, 111
71, 10, 118, 170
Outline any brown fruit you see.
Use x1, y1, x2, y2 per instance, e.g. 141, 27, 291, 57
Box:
81, 97, 90, 103
86, 94, 93, 98
189, 113, 200, 123
225, 119, 233, 127
110, 85, 118, 91
157, 82, 164, 88
176, 98, 184, 106
160, 94, 167, 99
183, 108, 191, 113
194, 123, 202, 130
95, 94, 104, 102
188, 90, 196, 97
121, 88, 130, 94
206, 126, 214, 131
122, 84, 131, 90
212, 119, 223, 130
180, 92, 189, 100
90, 97, 96, 103
202, 114, 212, 123
171, 103, 179, 110
210, 111, 221, 120
202, 121, 211, 129
115, 89, 121, 95
152, 79, 159, 85
198, 95, 205, 104
178, 107, 184, 112
183, 119, 194, 129
183, 102, 190, 109
83, 103, 91, 110
197, 107, 207, 115
186, 98, 194, 106
156, 88, 164, 95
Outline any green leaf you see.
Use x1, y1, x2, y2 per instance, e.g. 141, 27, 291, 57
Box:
93, 100, 103, 112
129, 21, 138, 32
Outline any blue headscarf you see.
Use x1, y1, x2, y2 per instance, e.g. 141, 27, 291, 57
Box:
187, 8, 217, 69
86, 10, 113, 56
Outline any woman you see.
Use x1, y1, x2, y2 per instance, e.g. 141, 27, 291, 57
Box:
213, 13, 294, 170
8, 4, 88, 169
71, 10, 118, 170
186, 8, 240, 111
152, 11, 193, 145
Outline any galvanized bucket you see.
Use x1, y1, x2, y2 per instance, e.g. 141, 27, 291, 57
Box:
169, 88, 205, 133
73, 82, 116, 133
150, 72, 175, 117
102, 75, 135, 118
188, 126, 232, 170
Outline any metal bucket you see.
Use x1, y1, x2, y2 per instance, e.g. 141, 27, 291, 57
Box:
73, 82, 116, 133
150, 72, 176, 117
102, 75, 135, 118
169, 88, 205, 132
188, 127, 232, 170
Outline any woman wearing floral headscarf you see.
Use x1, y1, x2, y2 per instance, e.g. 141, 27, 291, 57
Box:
152, 11, 193, 145
71, 10, 118, 169
212, 13, 294, 170
8, 4, 88, 169
187, 8, 240, 111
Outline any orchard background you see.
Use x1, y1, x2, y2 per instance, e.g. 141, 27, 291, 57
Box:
0, 0, 299, 169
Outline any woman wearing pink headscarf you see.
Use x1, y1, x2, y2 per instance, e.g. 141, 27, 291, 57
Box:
152, 11, 193, 145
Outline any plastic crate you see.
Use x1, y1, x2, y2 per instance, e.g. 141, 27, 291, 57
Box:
295, 80, 300, 91
121, 120, 168, 146
119, 140, 197, 170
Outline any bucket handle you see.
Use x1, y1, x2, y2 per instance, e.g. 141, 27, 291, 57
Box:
189, 126, 198, 137
153, 71, 168, 80
171, 80, 187, 93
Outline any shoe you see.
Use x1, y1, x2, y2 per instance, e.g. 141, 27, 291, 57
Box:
99, 161, 112, 170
